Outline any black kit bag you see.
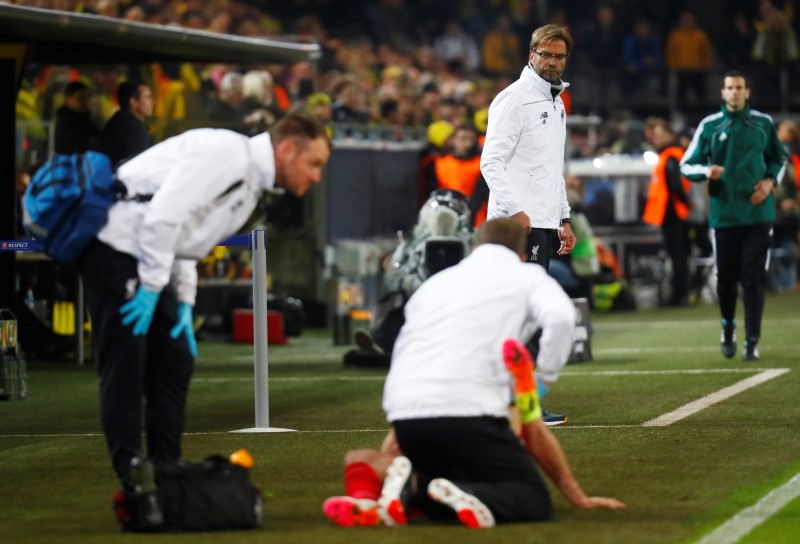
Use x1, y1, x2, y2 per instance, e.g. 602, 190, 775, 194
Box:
115, 455, 264, 532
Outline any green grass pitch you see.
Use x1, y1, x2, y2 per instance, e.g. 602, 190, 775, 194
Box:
1, 291, 799, 543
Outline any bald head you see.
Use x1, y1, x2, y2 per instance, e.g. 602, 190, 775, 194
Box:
476, 218, 527, 256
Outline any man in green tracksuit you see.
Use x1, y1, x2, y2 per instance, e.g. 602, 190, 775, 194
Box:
680, 71, 787, 361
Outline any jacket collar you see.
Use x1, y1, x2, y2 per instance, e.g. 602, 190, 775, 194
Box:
720, 101, 751, 120
248, 132, 277, 192
520, 64, 570, 99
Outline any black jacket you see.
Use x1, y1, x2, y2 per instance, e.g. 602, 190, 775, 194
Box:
54, 106, 100, 154
99, 110, 153, 169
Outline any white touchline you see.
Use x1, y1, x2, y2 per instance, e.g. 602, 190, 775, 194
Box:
695, 471, 800, 544
594, 318, 800, 331
595, 345, 800, 355
190, 368, 776, 383
642, 369, 790, 427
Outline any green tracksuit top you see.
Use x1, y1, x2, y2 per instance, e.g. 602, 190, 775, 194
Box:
679, 103, 787, 228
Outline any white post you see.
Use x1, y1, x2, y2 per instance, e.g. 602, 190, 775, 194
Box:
252, 228, 269, 427
231, 228, 295, 433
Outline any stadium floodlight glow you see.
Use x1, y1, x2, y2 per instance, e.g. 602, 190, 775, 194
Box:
643, 151, 659, 165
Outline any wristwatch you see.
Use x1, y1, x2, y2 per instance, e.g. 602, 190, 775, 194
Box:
560, 217, 573, 225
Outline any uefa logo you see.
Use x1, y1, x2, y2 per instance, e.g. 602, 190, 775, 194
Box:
1, 241, 30, 250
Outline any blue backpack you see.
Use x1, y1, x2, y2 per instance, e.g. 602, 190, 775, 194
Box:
22, 152, 119, 262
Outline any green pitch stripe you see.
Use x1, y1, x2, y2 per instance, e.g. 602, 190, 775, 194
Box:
696, 472, 800, 544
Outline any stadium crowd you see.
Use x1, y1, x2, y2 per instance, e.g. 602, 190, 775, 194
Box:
12, 0, 800, 297
13, 0, 800, 137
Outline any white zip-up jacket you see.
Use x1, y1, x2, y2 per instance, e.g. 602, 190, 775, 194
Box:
97, 129, 277, 305
481, 65, 570, 228
383, 243, 575, 422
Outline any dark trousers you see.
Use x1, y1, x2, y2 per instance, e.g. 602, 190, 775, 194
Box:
662, 215, 689, 304
526, 228, 558, 271
78, 241, 194, 485
714, 223, 772, 340
525, 228, 559, 356
393, 417, 553, 524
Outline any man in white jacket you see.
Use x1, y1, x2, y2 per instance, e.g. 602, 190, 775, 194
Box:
481, 23, 576, 268
480, 23, 577, 426
78, 112, 330, 487
321, 219, 624, 528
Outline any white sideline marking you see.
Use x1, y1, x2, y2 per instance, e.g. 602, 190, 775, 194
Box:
595, 345, 800, 355
695, 471, 800, 544
0, 426, 644, 438
0, 429, 388, 438
642, 369, 790, 427
595, 318, 800, 331
227, 353, 345, 363
222, 343, 800, 361
191, 368, 776, 383
3, 369, 788, 438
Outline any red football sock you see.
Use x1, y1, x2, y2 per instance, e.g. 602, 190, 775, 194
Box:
344, 462, 382, 500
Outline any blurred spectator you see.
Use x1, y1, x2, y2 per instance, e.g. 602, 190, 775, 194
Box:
376, 64, 405, 102
751, 1, 799, 105
509, 0, 537, 57
306, 92, 333, 123
381, 95, 420, 126
54, 81, 100, 154
622, 18, 663, 98
678, 127, 714, 301
331, 80, 369, 124
432, 20, 481, 73
363, 0, 414, 49
642, 120, 691, 305
92, 0, 119, 18
666, 11, 714, 105
481, 14, 521, 76
123, 5, 145, 22
286, 61, 317, 103
779, 120, 800, 191
242, 70, 284, 131
418, 119, 454, 207
206, 71, 251, 131
207, 11, 233, 34
581, 4, 622, 71
549, 176, 600, 305
99, 80, 154, 169
305, 91, 333, 138
773, 120, 800, 291
33, 65, 79, 120
418, 81, 442, 126
428, 124, 488, 227
722, 11, 756, 70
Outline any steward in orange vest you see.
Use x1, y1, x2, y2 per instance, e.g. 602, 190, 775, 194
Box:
643, 146, 691, 226
643, 122, 691, 305
429, 125, 489, 227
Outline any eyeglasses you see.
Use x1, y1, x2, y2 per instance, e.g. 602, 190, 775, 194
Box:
532, 50, 568, 62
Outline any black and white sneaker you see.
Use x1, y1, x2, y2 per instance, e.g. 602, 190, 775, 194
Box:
742, 338, 760, 361
542, 408, 568, 427
427, 478, 495, 528
377, 456, 412, 526
354, 329, 386, 356
720, 320, 736, 358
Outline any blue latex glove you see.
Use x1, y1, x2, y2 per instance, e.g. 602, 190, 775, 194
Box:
120, 286, 160, 336
170, 302, 197, 357
536, 379, 550, 400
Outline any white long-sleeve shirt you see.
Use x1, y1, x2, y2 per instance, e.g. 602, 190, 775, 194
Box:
383, 243, 575, 422
97, 129, 277, 304
480, 65, 571, 228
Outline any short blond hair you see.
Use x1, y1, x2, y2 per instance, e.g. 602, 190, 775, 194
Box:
476, 218, 527, 256
530, 24, 574, 56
